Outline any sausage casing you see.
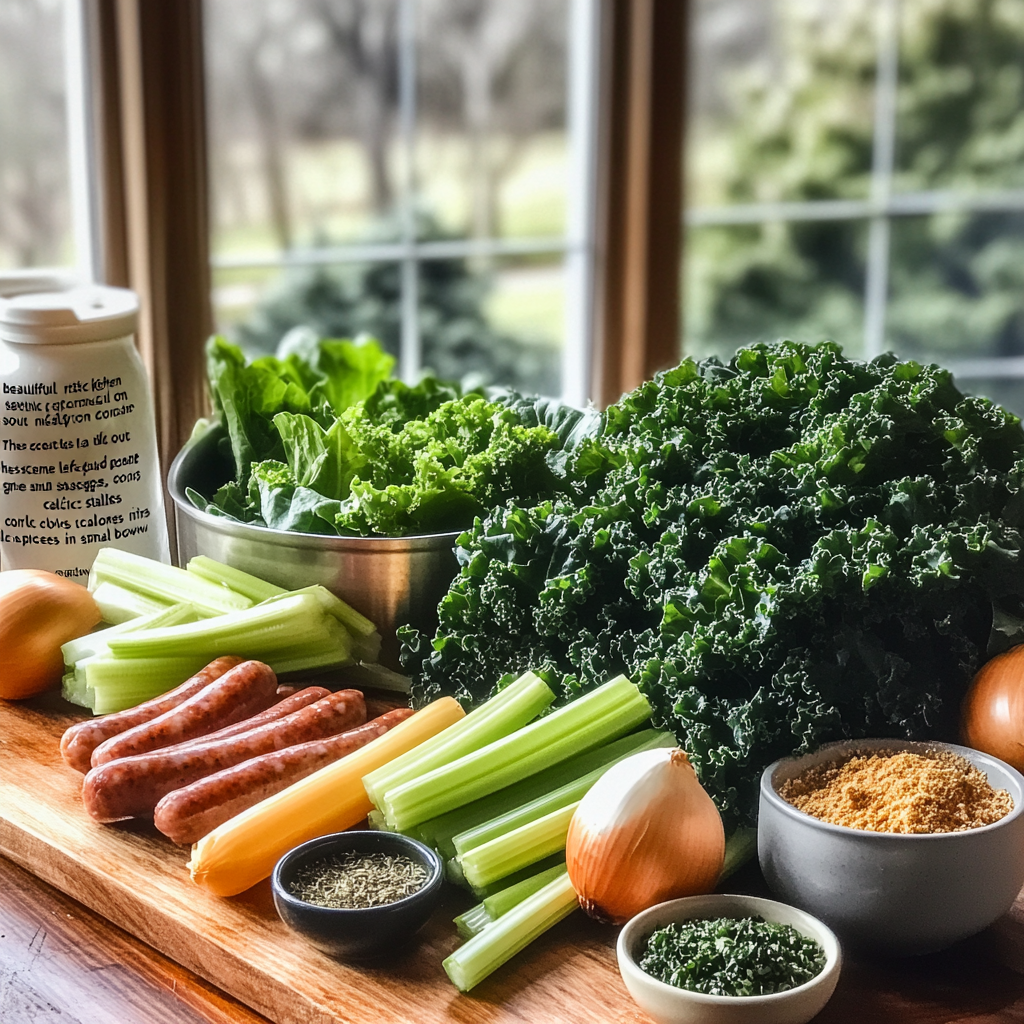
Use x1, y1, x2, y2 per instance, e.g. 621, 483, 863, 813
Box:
82, 688, 366, 822
154, 707, 414, 844
60, 656, 245, 774
89, 660, 279, 768
172, 686, 331, 749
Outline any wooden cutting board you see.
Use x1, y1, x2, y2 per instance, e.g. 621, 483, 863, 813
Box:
0, 693, 641, 1024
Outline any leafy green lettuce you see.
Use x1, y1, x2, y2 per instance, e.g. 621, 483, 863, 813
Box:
194, 334, 570, 537
402, 341, 1024, 826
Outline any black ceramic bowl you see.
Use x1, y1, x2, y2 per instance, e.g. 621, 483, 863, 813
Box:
271, 830, 444, 961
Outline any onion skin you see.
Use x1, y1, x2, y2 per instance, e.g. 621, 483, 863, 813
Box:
961, 645, 1024, 772
565, 747, 725, 925
0, 570, 102, 700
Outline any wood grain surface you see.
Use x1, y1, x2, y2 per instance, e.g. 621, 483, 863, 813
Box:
0, 693, 644, 1024
5, 691, 1024, 1024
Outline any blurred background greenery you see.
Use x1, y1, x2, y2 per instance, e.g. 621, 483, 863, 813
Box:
3, 0, 1024, 408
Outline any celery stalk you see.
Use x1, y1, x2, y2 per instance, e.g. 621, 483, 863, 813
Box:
458, 802, 577, 889
363, 671, 554, 809
90, 547, 252, 616
83, 655, 204, 713
451, 730, 675, 856
443, 871, 578, 992
105, 593, 343, 661
381, 675, 651, 831
283, 585, 377, 637
416, 728, 674, 858
62, 602, 196, 665
454, 863, 568, 939
454, 902, 492, 940
466, 853, 567, 898
91, 581, 171, 623
186, 556, 287, 602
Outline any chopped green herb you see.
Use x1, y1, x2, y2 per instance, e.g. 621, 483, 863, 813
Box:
638, 916, 826, 997
287, 851, 429, 909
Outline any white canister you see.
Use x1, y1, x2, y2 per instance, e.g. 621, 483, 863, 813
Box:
0, 285, 170, 578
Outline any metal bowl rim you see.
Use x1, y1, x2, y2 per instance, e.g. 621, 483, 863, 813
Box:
168, 421, 463, 551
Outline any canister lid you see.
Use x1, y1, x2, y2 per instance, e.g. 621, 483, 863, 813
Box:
0, 285, 138, 345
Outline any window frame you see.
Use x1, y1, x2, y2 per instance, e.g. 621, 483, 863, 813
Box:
684, 0, 1024, 384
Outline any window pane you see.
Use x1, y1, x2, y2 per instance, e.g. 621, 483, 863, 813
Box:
419, 254, 563, 394
954, 376, 1024, 419
688, 0, 875, 209
895, 0, 1024, 193
887, 211, 1024, 362
684, 219, 868, 362
0, 0, 71, 269
205, 0, 400, 257
415, 0, 569, 240
212, 261, 403, 361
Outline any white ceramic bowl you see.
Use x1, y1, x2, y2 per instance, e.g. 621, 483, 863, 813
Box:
616, 893, 841, 1024
758, 739, 1024, 955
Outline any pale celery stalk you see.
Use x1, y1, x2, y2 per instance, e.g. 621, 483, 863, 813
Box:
262, 585, 380, 662
62, 602, 197, 665
458, 803, 577, 889
416, 728, 674, 858
91, 580, 171, 623
381, 675, 651, 831
454, 863, 567, 939
364, 671, 554, 809
454, 902, 492, 941
443, 871, 578, 992
105, 593, 337, 661
83, 655, 204, 713
451, 730, 676, 856
466, 853, 567, 899
186, 555, 287, 603
89, 546, 252, 616
266, 584, 377, 637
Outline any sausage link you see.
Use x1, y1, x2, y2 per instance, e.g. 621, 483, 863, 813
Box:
90, 660, 279, 768
82, 689, 366, 822
60, 656, 245, 774
172, 686, 331, 749
154, 707, 415, 844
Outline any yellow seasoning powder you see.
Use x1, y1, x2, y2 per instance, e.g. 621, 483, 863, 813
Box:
778, 750, 1013, 833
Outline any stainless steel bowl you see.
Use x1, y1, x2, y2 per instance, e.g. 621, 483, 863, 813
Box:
167, 421, 460, 669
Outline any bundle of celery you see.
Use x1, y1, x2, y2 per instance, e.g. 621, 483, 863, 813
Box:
62, 548, 383, 714
362, 671, 676, 991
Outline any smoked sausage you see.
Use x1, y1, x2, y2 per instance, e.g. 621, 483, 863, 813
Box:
60, 656, 245, 773
171, 686, 331, 749
90, 660, 279, 767
83, 688, 366, 822
153, 707, 414, 844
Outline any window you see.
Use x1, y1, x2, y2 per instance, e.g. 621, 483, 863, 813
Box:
685, 0, 1024, 413
0, 0, 75, 274
203, 0, 601, 404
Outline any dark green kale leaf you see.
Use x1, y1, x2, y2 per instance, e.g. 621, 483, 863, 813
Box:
403, 341, 1024, 827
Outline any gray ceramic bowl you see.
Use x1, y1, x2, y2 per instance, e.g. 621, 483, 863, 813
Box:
616, 893, 841, 1024
759, 738, 1024, 955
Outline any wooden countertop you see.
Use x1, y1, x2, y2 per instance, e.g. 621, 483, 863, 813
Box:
5, 848, 1024, 1024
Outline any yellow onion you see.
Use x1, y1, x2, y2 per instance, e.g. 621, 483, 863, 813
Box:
0, 569, 102, 700
565, 747, 724, 924
961, 644, 1024, 772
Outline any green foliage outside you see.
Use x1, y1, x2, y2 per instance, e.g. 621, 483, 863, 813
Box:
688, 0, 1024, 389
233, 212, 560, 396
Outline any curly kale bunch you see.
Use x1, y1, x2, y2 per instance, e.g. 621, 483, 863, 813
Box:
402, 341, 1024, 826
